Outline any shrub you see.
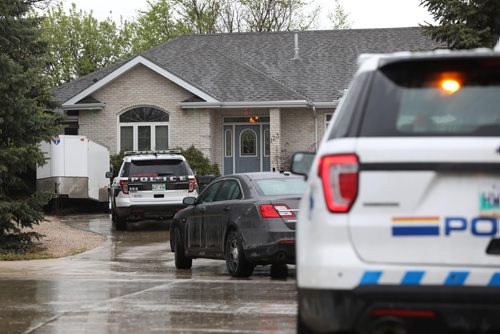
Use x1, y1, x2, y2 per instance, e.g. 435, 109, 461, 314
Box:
179, 145, 220, 176
110, 152, 125, 177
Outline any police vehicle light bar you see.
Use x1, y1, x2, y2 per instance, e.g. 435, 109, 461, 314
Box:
124, 150, 181, 156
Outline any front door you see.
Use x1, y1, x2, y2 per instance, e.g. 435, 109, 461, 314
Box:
235, 125, 260, 173
224, 124, 270, 174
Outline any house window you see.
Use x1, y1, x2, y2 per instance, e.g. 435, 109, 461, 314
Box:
325, 113, 333, 128
264, 129, 270, 156
119, 107, 169, 152
225, 129, 233, 157
240, 129, 257, 156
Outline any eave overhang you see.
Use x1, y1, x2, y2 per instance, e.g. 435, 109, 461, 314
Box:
180, 100, 338, 109
61, 103, 106, 111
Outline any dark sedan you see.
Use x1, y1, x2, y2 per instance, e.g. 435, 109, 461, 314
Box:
170, 172, 305, 277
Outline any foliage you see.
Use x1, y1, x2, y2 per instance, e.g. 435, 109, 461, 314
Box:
329, 0, 351, 30
131, 0, 190, 53
110, 152, 125, 177
131, 0, 319, 53
36, 0, 320, 75
420, 0, 500, 49
38, 2, 135, 87
179, 145, 220, 176
173, 0, 222, 34
240, 0, 318, 32
0, 0, 60, 253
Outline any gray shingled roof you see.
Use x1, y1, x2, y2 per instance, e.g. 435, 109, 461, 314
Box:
53, 27, 441, 104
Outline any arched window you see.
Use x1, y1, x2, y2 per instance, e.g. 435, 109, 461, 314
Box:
240, 129, 257, 157
225, 129, 233, 157
119, 107, 169, 152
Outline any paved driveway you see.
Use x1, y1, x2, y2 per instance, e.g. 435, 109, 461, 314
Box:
0, 214, 296, 333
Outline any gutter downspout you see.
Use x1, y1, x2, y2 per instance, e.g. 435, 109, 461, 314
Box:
308, 101, 318, 150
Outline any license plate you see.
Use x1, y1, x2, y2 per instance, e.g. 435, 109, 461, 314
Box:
152, 183, 166, 191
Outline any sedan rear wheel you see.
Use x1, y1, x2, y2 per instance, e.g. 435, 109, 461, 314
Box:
225, 230, 254, 277
174, 228, 192, 269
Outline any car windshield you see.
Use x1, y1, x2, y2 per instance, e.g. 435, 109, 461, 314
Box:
360, 57, 500, 137
121, 159, 190, 177
253, 178, 306, 196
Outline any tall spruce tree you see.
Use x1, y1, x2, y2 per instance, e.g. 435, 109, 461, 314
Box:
0, 0, 59, 253
421, 0, 500, 49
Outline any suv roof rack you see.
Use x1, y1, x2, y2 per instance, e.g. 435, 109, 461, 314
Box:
124, 150, 181, 156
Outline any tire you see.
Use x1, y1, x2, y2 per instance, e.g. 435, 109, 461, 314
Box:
296, 313, 314, 334
115, 213, 127, 231
270, 264, 288, 279
104, 192, 112, 213
224, 230, 254, 277
174, 229, 192, 269
111, 207, 116, 223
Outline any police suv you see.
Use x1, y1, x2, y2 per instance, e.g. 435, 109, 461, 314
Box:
292, 49, 500, 333
109, 151, 198, 230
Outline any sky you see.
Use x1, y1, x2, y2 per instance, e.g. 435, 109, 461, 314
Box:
60, 0, 435, 29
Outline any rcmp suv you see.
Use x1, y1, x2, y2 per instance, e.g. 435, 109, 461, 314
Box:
292, 49, 500, 334
109, 151, 198, 230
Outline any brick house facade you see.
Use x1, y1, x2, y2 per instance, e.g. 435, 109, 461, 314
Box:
53, 28, 439, 174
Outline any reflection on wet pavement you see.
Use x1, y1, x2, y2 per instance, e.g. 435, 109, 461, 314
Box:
0, 214, 296, 333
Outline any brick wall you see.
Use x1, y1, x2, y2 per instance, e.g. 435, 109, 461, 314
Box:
76, 64, 334, 171
79, 65, 212, 158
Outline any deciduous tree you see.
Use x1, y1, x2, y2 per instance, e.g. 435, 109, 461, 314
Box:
329, 0, 351, 30
240, 0, 318, 32
132, 0, 190, 53
39, 2, 135, 87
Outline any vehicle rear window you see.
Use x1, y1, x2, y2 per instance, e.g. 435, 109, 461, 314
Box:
253, 178, 306, 196
360, 57, 500, 137
121, 159, 191, 177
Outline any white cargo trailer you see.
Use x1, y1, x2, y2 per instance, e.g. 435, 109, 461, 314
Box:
37, 135, 110, 202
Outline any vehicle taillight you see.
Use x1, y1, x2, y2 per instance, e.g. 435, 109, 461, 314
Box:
260, 204, 295, 219
119, 179, 129, 194
318, 154, 358, 213
188, 178, 197, 193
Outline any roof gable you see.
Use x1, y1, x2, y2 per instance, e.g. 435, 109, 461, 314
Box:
61, 56, 218, 106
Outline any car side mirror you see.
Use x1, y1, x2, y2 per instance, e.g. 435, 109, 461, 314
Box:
291, 152, 315, 177
105, 171, 114, 179
183, 196, 197, 206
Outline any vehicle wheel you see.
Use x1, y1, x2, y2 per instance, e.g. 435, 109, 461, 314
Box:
174, 229, 192, 269
270, 264, 288, 279
111, 208, 116, 223
296, 313, 314, 334
115, 214, 127, 231
104, 192, 112, 213
225, 230, 254, 277
369, 322, 407, 334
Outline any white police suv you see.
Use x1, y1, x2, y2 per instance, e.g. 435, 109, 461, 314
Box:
109, 151, 198, 230
292, 49, 500, 334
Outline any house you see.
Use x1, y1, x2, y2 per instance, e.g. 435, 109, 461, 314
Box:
53, 27, 439, 175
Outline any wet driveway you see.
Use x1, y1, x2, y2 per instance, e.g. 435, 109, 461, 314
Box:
0, 214, 297, 333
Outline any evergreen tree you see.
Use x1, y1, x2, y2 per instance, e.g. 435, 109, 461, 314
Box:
0, 0, 60, 253
421, 0, 500, 49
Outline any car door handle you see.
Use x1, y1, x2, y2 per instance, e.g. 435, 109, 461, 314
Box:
223, 206, 230, 212
200, 206, 206, 213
